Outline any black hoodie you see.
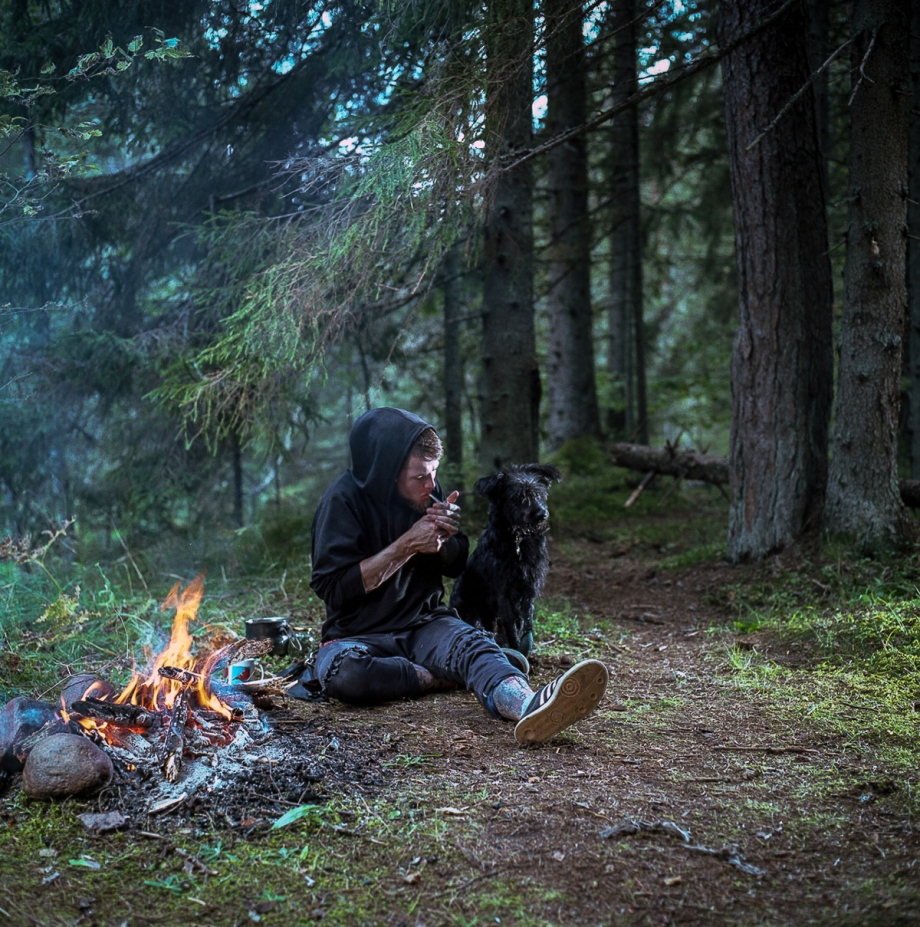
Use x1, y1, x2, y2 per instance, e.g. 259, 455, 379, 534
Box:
310, 408, 469, 641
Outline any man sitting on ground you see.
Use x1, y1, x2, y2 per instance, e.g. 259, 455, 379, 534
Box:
308, 406, 608, 745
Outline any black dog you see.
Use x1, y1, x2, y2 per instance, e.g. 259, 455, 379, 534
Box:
450, 464, 562, 657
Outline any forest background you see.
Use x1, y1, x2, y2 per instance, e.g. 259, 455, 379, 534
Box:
4, 0, 917, 571
3, 5, 920, 925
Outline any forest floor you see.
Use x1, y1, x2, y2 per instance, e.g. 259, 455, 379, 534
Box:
2, 484, 920, 926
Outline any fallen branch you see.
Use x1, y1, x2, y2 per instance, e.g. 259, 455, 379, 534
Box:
609, 442, 920, 509
609, 442, 729, 484
712, 744, 820, 755
599, 818, 764, 877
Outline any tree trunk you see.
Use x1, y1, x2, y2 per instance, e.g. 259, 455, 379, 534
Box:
479, 0, 538, 472
442, 241, 465, 488
544, 0, 600, 450
806, 0, 831, 173
606, 0, 643, 440
825, 0, 915, 551
718, 0, 835, 562
908, 1, 920, 478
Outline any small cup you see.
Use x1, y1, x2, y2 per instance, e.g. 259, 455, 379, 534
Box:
227, 659, 262, 685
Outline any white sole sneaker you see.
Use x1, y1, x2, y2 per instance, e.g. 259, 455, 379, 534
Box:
513, 659, 609, 745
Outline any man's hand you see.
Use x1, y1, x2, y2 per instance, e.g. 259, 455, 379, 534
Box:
426, 490, 461, 540
359, 490, 462, 592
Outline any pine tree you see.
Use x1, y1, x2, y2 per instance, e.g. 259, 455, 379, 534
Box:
719, 0, 834, 560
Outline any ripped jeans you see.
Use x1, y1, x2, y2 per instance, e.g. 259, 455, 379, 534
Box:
314, 616, 526, 717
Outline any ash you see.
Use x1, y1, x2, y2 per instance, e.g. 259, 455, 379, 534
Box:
92, 701, 392, 831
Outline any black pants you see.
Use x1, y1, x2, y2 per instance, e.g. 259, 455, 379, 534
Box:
314, 616, 525, 717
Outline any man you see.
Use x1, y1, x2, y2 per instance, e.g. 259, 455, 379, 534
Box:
309, 407, 608, 745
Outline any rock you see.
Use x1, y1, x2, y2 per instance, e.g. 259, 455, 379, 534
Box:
78, 810, 127, 833
22, 733, 113, 800
0, 697, 66, 772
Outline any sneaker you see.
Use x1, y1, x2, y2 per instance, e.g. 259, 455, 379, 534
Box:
502, 648, 530, 675
514, 659, 609, 745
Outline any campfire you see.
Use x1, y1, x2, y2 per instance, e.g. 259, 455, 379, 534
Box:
58, 573, 276, 783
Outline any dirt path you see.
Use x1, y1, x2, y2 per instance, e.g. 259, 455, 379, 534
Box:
286, 535, 917, 926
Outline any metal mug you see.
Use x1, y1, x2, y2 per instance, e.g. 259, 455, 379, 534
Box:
227, 658, 263, 685
245, 617, 291, 656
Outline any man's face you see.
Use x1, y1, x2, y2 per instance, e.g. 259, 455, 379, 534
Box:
396, 455, 440, 513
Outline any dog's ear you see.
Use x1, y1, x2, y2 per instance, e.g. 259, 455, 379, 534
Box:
525, 464, 563, 487
473, 471, 506, 499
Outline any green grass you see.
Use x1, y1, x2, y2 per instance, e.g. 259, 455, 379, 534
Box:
0, 790, 577, 927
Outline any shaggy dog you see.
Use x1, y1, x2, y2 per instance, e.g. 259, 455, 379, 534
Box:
449, 464, 562, 657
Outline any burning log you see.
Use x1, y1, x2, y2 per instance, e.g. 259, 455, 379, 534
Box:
161, 689, 190, 783
158, 665, 204, 686
71, 697, 160, 730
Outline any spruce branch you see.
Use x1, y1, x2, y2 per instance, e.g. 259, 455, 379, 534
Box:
497, 0, 801, 177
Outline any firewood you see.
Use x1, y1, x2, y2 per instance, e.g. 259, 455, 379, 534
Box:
209, 637, 273, 670
161, 689, 189, 783
71, 697, 159, 730
157, 666, 202, 685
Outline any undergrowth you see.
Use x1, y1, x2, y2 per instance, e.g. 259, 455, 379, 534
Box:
722, 553, 920, 678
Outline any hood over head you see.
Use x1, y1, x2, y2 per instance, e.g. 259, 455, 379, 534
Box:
349, 407, 436, 502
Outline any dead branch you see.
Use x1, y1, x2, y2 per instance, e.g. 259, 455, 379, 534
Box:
625, 471, 657, 508
609, 442, 729, 484
609, 442, 920, 509
712, 744, 820, 754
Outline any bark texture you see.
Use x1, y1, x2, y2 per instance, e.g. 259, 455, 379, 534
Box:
479, 0, 538, 472
441, 242, 465, 487
908, 0, 920, 477
545, 0, 600, 449
824, 0, 916, 550
718, 0, 834, 562
606, 0, 645, 441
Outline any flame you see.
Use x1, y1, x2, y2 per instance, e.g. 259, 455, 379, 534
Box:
68, 574, 236, 743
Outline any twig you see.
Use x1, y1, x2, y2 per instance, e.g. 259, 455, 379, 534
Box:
746, 36, 854, 151
849, 29, 878, 106
625, 471, 656, 508
712, 744, 819, 754
175, 847, 217, 875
